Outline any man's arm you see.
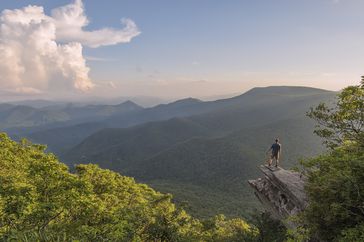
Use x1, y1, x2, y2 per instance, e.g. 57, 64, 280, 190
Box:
266, 146, 272, 154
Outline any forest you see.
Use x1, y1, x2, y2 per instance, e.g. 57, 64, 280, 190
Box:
1, 81, 364, 241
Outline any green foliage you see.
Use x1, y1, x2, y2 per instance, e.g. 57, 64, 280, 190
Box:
0, 133, 257, 241
300, 146, 364, 241
307, 80, 364, 149
338, 223, 364, 241
201, 214, 259, 242
285, 225, 310, 242
301, 80, 364, 241
249, 211, 287, 242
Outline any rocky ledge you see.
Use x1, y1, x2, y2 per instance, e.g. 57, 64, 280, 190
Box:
248, 165, 308, 226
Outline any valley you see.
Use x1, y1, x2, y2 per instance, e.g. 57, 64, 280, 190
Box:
0, 86, 336, 218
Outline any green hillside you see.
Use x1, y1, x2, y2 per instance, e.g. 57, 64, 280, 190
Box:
134, 118, 324, 218
0, 133, 260, 241
65, 86, 335, 218
28, 122, 108, 154
65, 117, 211, 170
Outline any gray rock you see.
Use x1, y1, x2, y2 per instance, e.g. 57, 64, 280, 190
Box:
248, 165, 308, 227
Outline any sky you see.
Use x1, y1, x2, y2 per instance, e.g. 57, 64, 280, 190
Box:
0, 0, 363, 101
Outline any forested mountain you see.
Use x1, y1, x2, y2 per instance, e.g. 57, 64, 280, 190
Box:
4, 96, 224, 150
2, 86, 332, 157
0, 104, 69, 129
28, 122, 108, 154
63, 86, 335, 217
0, 86, 336, 218
0, 100, 143, 130
65, 118, 211, 167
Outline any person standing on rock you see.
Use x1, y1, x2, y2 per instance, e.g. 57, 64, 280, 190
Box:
266, 138, 281, 167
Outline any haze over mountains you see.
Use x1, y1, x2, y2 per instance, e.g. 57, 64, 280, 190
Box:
5, 96, 170, 108
0, 86, 336, 217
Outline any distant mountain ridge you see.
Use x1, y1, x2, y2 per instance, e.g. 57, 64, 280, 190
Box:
0, 100, 143, 130
64, 86, 333, 172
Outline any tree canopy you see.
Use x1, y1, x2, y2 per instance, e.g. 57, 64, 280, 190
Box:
0, 132, 260, 241
299, 80, 364, 241
307, 80, 364, 149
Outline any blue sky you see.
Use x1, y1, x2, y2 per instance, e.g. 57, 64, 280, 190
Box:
0, 0, 363, 100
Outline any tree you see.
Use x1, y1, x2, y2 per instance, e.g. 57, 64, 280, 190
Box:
307, 79, 364, 149
301, 79, 364, 241
249, 211, 287, 242
201, 214, 258, 242
301, 146, 364, 241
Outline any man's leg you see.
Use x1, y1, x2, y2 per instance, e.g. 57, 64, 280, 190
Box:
273, 154, 279, 167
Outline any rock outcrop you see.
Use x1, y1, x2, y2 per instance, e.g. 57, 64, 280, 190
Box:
248, 165, 308, 227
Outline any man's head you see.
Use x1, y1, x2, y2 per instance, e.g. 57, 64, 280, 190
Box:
275, 138, 279, 143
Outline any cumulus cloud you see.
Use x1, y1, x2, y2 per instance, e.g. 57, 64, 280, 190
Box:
0, 0, 139, 94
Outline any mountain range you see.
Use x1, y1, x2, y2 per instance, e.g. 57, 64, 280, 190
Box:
0, 86, 336, 218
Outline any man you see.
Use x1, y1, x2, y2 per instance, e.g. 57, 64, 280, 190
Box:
266, 138, 281, 167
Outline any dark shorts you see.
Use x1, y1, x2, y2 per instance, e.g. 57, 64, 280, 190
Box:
271, 153, 279, 159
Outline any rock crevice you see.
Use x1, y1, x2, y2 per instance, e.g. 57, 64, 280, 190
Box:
248, 165, 308, 225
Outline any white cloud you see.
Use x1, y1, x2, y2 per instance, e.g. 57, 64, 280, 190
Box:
0, 0, 139, 94
85, 56, 116, 62
51, 0, 140, 48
